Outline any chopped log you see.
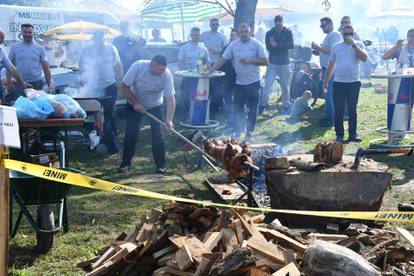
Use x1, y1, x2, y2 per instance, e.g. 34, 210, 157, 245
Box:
258, 227, 307, 256
233, 219, 244, 244
210, 247, 256, 276
158, 253, 175, 266
175, 245, 194, 271
313, 141, 343, 163
306, 233, 348, 242
165, 266, 195, 276
265, 157, 289, 171
250, 214, 265, 224
91, 247, 116, 270
220, 228, 239, 251
303, 240, 380, 276
336, 237, 362, 253
395, 227, 414, 249
288, 159, 326, 172
153, 267, 167, 276
86, 260, 114, 276
153, 245, 176, 259
219, 210, 232, 229
246, 237, 287, 265
169, 235, 210, 263
344, 223, 369, 236
272, 262, 300, 276
203, 232, 222, 251
194, 257, 210, 276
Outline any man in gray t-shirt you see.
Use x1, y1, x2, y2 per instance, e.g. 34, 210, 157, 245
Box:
118, 55, 176, 174
8, 24, 52, 91
323, 24, 367, 143
206, 23, 268, 141
311, 17, 342, 126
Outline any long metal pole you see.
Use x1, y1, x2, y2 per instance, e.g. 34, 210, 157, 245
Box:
144, 111, 219, 172
0, 146, 10, 276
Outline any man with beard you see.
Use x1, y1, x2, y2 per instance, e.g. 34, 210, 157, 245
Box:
311, 17, 341, 127
205, 23, 268, 142
8, 24, 52, 91
259, 15, 294, 114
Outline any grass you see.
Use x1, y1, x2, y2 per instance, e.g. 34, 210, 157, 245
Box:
8, 81, 414, 275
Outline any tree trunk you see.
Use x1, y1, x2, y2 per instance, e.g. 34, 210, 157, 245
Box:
233, 0, 258, 31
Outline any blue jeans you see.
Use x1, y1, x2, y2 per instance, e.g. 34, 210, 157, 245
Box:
321, 67, 334, 123
333, 81, 361, 138
102, 83, 120, 153
121, 104, 165, 169
261, 63, 290, 107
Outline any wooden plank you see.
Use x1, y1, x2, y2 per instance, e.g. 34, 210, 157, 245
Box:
86, 260, 114, 276
169, 235, 210, 263
203, 232, 222, 251
247, 237, 287, 265
248, 267, 268, 276
158, 252, 175, 266
135, 223, 154, 242
153, 267, 167, 276
272, 262, 300, 276
175, 245, 194, 271
258, 227, 307, 255
91, 247, 116, 270
153, 245, 176, 259
194, 257, 210, 276
306, 233, 348, 242
395, 227, 414, 249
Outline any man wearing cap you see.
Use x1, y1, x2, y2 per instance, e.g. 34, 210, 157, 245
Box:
79, 30, 124, 154
8, 24, 52, 91
260, 15, 294, 114
118, 55, 176, 174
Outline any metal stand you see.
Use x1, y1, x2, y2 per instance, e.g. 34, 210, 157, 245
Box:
231, 162, 260, 207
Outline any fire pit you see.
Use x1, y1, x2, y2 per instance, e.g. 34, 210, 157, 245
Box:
265, 154, 392, 225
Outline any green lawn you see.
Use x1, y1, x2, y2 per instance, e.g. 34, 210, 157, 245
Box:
8, 81, 414, 275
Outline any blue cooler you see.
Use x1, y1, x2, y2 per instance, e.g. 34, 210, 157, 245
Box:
191, 100, 208, 125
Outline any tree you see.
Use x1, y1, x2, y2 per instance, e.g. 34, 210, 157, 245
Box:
200, 0, 257, 30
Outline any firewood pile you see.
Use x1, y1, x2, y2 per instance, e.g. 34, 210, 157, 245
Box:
203, 139, 253, 181
78, 202, 414, 275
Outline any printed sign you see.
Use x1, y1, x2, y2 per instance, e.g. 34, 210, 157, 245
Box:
0, 106, 21, 148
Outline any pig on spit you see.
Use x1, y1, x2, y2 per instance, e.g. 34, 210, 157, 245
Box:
203, 138, 253, 182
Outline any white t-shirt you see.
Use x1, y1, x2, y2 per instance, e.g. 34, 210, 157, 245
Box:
201, 31, 227, 64
222, 38, 267, 85
329, 41, 365, 83
320, 31, 342, 68
122, 60, 175, 110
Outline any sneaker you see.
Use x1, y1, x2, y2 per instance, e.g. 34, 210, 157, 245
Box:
117, 165, 129, 173
335, 136, 344, 143
156, 167, 166, 174
347, 136, 362, 143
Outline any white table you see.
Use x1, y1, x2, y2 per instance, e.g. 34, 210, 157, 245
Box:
175, 70, 224, 129
371, 73, 414, 146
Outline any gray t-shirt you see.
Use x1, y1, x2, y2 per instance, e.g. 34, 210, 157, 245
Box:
329, 41, 365, 83
320, 31, 342, 68
398, 47, 414, 67
9, 42, 46, 82
0, 48, 12, 70
79, 43, 121, 89
122, 60, 175, 110
201, 31, 227, 64
290, 97, 312, 116
222, 38, 267, 85
177, 42, 210, 70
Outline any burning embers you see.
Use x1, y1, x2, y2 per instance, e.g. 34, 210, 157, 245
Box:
203, 138, 253, 182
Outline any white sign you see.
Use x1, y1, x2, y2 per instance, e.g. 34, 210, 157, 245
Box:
0, 105, 21, 149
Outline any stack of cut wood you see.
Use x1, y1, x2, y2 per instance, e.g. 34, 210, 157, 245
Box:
313, 141, 344, 164
203, 138, 253, 182
78, 202, 414, 276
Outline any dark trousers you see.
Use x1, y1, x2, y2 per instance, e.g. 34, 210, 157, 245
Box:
332, 81, 361, 138
209, 77, 224, 117
102, 83, 120, 153
180, 77, 198, 119
121, 104, 165, 169
234, 81, 261, 135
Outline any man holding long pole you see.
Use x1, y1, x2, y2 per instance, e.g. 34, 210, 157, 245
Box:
118, 55, 175, 174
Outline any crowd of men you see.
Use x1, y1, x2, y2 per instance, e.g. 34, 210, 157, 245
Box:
3, 13, 413, 172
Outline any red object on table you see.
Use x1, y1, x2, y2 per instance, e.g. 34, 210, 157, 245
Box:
18, 118, 84, 128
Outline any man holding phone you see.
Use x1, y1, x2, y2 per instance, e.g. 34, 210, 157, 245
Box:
323, 24, 368, 143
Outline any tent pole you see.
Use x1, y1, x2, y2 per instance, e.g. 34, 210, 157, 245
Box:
180, 0, 185, 42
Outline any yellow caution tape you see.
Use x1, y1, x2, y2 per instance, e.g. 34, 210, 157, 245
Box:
3, 159, 414, 224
